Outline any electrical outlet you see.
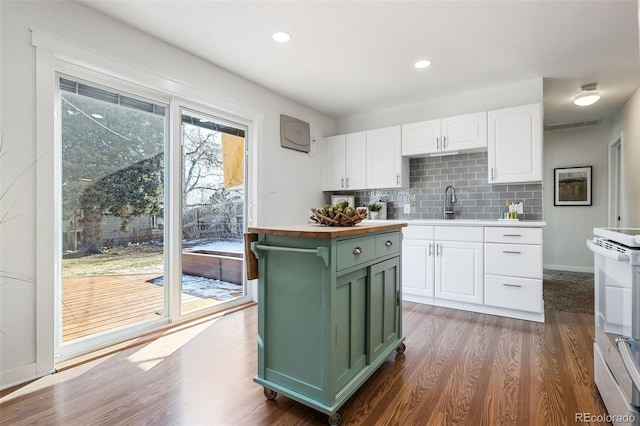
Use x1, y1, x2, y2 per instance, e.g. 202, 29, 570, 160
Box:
404, 203, 411, 214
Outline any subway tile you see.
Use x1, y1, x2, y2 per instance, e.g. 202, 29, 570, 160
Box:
343, 152, 543, 220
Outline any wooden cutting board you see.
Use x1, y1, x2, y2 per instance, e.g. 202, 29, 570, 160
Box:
244, 232, 258, 280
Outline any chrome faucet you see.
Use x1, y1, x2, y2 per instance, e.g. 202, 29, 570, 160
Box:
444, 185, 457, 219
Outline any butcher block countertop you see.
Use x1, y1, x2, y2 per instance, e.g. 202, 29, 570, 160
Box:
247, 222, 408, 238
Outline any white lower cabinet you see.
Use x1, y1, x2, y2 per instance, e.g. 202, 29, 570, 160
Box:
401, 224, 545, 322
484, 226, 544, 322
435, 240, 483, 304
401, 226, 434, 301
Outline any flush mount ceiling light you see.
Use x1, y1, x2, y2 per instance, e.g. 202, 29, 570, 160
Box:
573, 83, 600, 106
272, 31, 292, 43
91, 113, 104, 119
414, 59, 432, 69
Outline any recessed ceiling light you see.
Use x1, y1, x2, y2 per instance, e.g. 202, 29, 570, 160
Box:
414, 59, 432, 69
272, 31, 292, 43
91, 113, 104, 119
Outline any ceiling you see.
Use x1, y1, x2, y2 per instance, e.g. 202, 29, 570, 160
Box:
80, 0, 640, 126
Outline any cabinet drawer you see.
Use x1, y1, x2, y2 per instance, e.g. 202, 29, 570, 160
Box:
402, 225, 434, 240
337, 236, 375, 271
435, 226, 483, 242
485, 227, 542, 245
485, 243, 542, 279
485, 274, 542, 313
375, 232, 401, 258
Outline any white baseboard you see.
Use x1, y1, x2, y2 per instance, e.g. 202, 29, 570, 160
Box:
543, 264, 593, 274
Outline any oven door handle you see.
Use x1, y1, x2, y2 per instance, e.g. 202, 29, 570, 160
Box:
586, 239, 630, 262
617, 337, 640, 392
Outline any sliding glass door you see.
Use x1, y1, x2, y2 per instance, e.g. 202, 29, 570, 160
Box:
59, 76, 168, 345
57, 74, 249, 355
179, 110, 247, 314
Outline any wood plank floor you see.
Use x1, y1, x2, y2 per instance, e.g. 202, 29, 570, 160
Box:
0, 303, 611, 425
62, 274, 223, 341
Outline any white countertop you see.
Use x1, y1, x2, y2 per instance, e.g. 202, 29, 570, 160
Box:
365, 219, 546, 227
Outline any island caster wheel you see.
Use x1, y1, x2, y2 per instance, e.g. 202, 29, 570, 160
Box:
263, 388, 277, 400
327, 412, 342, 426
396, 343, 406, 354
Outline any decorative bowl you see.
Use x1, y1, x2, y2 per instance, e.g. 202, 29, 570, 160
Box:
309, 207, 368, 226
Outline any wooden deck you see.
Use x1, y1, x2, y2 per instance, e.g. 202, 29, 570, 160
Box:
62, 274, 225, 342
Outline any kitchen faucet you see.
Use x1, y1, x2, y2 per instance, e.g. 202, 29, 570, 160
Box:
444, 185, 457, 219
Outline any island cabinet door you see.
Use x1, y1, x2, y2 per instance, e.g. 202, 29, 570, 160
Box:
335, 268, 368, 394
368, 257, 400, 363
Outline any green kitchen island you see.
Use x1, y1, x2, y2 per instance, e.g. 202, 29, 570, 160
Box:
248, 222, 407, 426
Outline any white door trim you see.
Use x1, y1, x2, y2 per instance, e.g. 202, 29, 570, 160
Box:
608, 135, 623, 228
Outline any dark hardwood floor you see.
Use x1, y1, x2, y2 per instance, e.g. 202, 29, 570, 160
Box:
0, 303, 610, 425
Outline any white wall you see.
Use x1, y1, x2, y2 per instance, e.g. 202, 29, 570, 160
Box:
611, 87, 640, 228
543, 125, 611, 272
0, 1, 333, 389
334, 78, 543, 134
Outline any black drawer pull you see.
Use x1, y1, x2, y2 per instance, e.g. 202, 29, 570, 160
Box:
502, 234, 522, 237
353, 247, 362, 255
503, 283, 522, 288
503, 250, 522, 254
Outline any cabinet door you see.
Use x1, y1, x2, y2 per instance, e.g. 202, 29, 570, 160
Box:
322, 134, 346, 191
401, 119, 441, 156
366, 126, 408, 189
488, 103, 542, 184
344, 131, 367, 190
369, 257, 400, 363
401, 238, 434, 298
335, 268, 368, 394
435, 241, 483, 304
441, 111, 487, 152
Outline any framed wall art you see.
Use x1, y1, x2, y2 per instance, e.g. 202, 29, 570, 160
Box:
554, 166, 592, 206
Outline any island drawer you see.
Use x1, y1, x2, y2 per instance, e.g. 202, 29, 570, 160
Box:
485, 243, 542, 279
485, 227, 542, 245
375, 232, 401, 258
485, 274, 542, 313
337, 235, 375, 270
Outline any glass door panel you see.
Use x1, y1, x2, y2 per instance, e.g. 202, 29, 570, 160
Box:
180, 110, 246, 314
59, 76, 168, 343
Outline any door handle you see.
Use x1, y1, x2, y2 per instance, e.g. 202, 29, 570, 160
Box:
503, 283, 522, 288
385, 240, 393, 247
353, 247, 363, 255
428, 243, 432, 256
502, 251, 522, 254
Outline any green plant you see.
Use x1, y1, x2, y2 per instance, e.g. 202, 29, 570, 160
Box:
368, 202, 382, 212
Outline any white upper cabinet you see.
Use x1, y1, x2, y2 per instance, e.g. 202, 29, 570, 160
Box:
488, 103, 542, 184
441, 112, 488, 151
344, 131, 367, 190
366, 126, 409, 189
401, 119, 440, 156
322, 131, 367, 191
402, 111, 487, 157
323, 134, 346, 191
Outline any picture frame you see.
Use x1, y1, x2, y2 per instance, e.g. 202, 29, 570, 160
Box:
554, 166, 592, 206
